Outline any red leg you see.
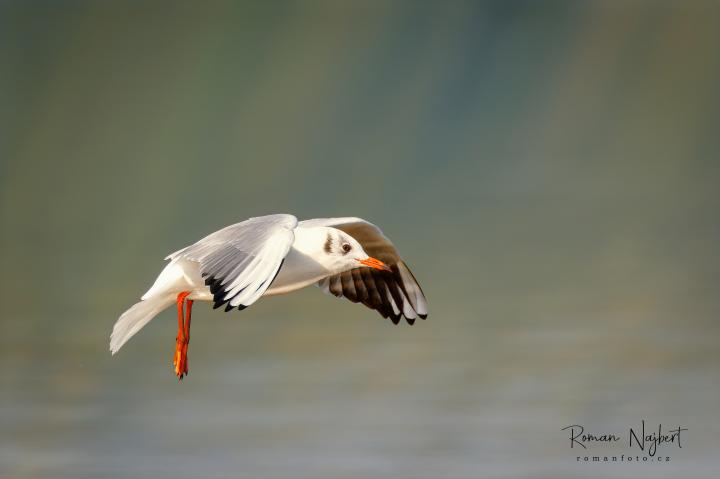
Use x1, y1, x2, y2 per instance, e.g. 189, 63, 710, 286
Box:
173, 291, 192, 380
180, 299, 193, 376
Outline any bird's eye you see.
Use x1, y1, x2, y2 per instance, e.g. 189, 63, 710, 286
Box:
341, 243, 352, 253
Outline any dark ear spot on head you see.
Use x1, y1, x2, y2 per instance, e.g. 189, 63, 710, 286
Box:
324, 233, 332, 254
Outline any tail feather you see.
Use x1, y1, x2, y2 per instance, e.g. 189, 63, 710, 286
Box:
110, 294, 175, 354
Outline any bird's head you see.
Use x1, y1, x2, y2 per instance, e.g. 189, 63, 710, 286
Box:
304, 227, 391, 274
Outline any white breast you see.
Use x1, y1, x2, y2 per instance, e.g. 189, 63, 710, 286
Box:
263, 227, 333, 296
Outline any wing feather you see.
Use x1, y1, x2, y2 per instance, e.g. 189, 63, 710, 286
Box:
350, 268, 369, 303
171, 214, 297, 311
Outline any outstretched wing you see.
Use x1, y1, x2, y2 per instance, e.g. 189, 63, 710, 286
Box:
168, 214, 297, 311
300, 217, 428, 324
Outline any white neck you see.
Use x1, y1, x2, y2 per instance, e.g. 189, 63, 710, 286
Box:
263, 226, 335, 296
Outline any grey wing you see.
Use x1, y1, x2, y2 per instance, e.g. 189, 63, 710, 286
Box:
301, 217, 428, 324
169, 214, 297, 311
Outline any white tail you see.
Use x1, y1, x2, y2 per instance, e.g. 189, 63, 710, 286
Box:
110, 294, 176, 354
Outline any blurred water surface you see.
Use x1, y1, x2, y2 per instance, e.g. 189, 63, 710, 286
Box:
1, 1, 719, 478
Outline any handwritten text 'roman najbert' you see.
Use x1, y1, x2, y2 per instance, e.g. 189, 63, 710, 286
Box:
561, 421, 687, 457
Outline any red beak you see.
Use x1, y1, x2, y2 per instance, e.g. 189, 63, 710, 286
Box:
357, 257, 392, 272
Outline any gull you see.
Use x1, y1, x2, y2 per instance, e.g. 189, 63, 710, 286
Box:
110, 214, 428, 379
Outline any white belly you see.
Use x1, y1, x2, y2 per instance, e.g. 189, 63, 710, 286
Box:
263, 246, 331, 296
141, 258, 213, 301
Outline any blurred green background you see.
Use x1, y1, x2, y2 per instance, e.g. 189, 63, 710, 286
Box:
1, 1, 719, 478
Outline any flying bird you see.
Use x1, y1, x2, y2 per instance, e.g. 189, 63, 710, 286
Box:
110, 214, 428, 379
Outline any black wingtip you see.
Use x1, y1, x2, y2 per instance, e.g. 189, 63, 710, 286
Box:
215, 303, 247, 313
